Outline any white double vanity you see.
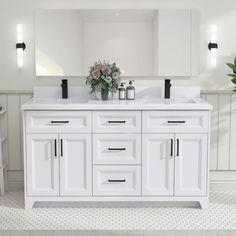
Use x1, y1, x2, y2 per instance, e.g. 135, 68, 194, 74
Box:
22, 8, 212, 209
22, 87, 212, 209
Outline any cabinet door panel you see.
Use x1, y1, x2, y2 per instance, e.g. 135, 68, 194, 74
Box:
142, 134, 174, 196
60, 134, 92, 196
175, 134, 208, 196
26, 134, 59, 196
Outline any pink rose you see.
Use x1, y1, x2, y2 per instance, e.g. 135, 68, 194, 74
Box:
91, 68, 101, 80
101, 65, 112, 76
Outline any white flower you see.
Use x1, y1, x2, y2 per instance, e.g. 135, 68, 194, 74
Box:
112, 72, 119, 80
104, 76, 112, 84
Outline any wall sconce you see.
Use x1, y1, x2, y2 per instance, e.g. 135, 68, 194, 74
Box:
208, 42, 218, 50
209, 24, 218, 67
16, 24, 26, 68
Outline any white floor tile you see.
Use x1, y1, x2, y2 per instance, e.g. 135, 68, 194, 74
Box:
0, 191, 236, 230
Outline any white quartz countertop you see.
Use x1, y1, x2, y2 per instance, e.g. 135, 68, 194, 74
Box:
21, 98, 212, 111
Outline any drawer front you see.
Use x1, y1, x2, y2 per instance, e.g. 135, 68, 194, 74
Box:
93, 134, 141, 164
93, 166, 141, 196
26, 111, 91, 133
93, 111, 141, 133
143, 111, 208, 133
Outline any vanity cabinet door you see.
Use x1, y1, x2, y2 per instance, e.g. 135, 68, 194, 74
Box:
175, 134, 208, 196
60, 134, 92, 196
142, 134, 174, 196
26, 134, 59, 196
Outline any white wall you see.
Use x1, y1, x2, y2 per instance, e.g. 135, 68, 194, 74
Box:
1, 0, 236, 90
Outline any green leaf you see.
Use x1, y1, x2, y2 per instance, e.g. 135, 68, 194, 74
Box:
227, 63, 236, 71
231, 78, 236, 84
234, 57, 236, 66
228, 74, 236, 79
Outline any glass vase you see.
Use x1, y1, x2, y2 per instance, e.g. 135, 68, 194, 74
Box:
95, 88, 114, 101
101, 89, 109, 101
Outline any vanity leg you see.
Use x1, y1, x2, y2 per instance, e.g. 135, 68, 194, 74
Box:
199, 198, 209, 210
25, 199, 34, 210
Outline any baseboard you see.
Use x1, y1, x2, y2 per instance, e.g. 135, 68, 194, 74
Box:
210, 181, 236, 191
8, 181, 24, 191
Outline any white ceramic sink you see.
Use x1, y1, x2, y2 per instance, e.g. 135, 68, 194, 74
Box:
32, 98, 89, 104
139, 98, 197, 104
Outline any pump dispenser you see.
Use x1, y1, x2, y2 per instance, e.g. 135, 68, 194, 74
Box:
126, 80, 135, 100
119, 82, 126, 100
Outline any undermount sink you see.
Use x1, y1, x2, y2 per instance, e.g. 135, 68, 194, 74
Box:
139, 98, 197, 104
32, 98, 89, 104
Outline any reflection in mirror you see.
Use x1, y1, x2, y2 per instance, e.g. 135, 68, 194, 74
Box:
35, 10, 158, 77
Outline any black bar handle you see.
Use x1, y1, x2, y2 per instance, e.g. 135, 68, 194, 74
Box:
167, 121, 186, 124
60, 139, 63, 157
171, 139, 173, 157
51, 121, 69, 124
108, 148, 126, 151
54, 139, 57, 157
176, 139, 180, 157
108, 120, 126, 124
108, 179, 126, 183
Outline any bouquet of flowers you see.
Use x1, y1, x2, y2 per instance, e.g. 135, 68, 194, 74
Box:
86, 60, 121, 100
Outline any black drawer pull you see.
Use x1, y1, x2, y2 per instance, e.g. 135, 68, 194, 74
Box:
108, 179, 126, 183
108, 120, 126, 124
167, 121, 186, 124
51, 121, 69, 124
108, 148, 126, 151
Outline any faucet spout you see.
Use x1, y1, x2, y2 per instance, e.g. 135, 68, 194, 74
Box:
61, 79, 68, 99
164, 79, 171, 99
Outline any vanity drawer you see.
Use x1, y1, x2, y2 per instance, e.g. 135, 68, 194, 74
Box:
93, 134, 141, 164
93, 166, 141, 196
93, 111, 141, 133
142, 111, 208, 133
25, 111, 92, 133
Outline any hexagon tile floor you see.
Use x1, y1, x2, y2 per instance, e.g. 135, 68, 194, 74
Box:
0, 191, 236, 230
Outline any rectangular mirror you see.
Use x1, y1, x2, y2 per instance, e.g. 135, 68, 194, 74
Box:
35, 9, 199, 77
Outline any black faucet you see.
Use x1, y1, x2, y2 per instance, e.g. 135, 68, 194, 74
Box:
164, 79, 172, 99
61, 79, 68, 99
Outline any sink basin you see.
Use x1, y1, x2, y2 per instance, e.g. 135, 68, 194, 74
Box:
138, 98, 197, 104
32, 98, 89, 104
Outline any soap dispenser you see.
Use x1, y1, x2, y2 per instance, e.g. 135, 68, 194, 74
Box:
126, 80, 135, 100
119, 82, 126, 100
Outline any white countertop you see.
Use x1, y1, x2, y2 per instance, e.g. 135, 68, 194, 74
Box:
21, 98, 212, 111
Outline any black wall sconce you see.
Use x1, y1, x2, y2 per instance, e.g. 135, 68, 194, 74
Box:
16, 42, 26, 51
208, 42, 218, 50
